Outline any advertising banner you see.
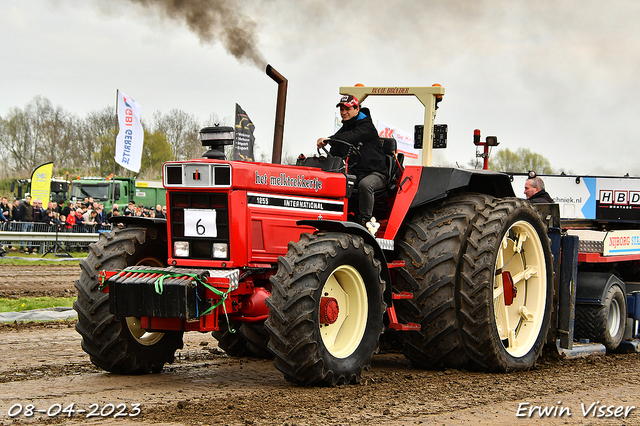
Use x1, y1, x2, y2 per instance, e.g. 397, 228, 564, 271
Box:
376, 121, 421, 166
233, 104, 255, 161
115, 90, 144, 173
603, 230, 640, 256
30, 162, 53, 203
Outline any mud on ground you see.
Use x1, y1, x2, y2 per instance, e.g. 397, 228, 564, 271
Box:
1, 263, 639, 426
0, 264, 79, 298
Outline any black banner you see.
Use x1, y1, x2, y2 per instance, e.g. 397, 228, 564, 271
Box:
233, 103, 255, 161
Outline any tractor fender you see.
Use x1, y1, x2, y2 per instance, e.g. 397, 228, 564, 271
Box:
576, 272, 626, 305
297, 219, 392, 307
109, 216, 168, 233
410, 167, 515, 209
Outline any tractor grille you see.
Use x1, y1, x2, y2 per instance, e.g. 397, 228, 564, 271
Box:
169, 192, 229, 260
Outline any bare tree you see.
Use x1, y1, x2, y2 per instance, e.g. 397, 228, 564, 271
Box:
84, 107, 117, 173
0, 98, 232, 181
60, 114, 88, 171
0, 97, 85, 176
1, 106, 33, 175
38, 99, 72, 167
152, 109, 201, 161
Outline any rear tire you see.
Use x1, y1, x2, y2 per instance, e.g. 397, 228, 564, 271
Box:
212, 319, 273, 359
459, 198, 553, 371
575, 285, 626, 351
73, 226, 183, 374
266, 232, 385, 386
212, 319, 247, 357
239, 322, 274, 359
394, 194, 490, 369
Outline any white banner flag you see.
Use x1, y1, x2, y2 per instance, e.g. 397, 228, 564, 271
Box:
376, 120, 421, 166
115, 91, 144, 173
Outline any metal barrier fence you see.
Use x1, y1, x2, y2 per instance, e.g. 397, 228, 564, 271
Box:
0, 221, 112, 254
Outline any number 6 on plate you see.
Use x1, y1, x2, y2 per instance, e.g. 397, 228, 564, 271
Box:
184, 209, 217, 237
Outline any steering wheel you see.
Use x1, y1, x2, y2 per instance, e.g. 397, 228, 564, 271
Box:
317, 138, 362, 163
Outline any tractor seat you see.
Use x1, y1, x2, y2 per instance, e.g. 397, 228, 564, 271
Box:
375, 137, 404, 197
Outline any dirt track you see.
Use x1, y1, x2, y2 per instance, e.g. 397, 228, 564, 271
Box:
0, 264, 79, 298
1, 263, 640, 425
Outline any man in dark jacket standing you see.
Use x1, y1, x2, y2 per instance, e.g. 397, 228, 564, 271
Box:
317, 95, 387, 227
18, 195, 34, 253
524, 175, 554, 204
19, 195, 33, 222
33, 199, 47, 224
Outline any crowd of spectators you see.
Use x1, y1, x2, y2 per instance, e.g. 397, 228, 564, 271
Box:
0, 194, 167, 254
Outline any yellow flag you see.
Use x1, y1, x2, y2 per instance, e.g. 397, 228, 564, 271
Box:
30, 162, 53, 204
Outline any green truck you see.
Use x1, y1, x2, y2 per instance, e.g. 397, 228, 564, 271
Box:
69, 177, 166, 211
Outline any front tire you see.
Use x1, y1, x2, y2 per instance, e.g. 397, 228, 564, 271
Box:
459, 199, 553, 371
265, 232, 385, 386
73, 226, 184, 374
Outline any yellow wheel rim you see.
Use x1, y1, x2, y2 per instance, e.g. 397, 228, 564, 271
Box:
125, 316, 164, 346
319, 265, 368, 358
493, 220, 547, 358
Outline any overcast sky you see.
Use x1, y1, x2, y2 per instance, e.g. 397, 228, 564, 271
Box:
2, 0, 640, 175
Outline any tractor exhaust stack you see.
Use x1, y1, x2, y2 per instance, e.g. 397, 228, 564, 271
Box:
266, 65, 287, 164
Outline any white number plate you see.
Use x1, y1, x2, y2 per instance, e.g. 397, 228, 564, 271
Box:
184, 209, 217, 237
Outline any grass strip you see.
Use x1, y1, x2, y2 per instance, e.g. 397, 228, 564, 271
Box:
0, 297, 76, 312
0, 252, 84, 266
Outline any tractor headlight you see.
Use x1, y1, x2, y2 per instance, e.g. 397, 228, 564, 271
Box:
174, 241, 189, 257
212, 243, 228, 259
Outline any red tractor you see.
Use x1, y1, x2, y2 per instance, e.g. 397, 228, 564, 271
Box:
74, 67, 554, 385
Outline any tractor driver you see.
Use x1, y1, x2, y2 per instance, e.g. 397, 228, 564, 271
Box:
317, 95, 388, 228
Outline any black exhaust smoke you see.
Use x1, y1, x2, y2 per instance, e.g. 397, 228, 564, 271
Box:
126, 0, 266, 68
